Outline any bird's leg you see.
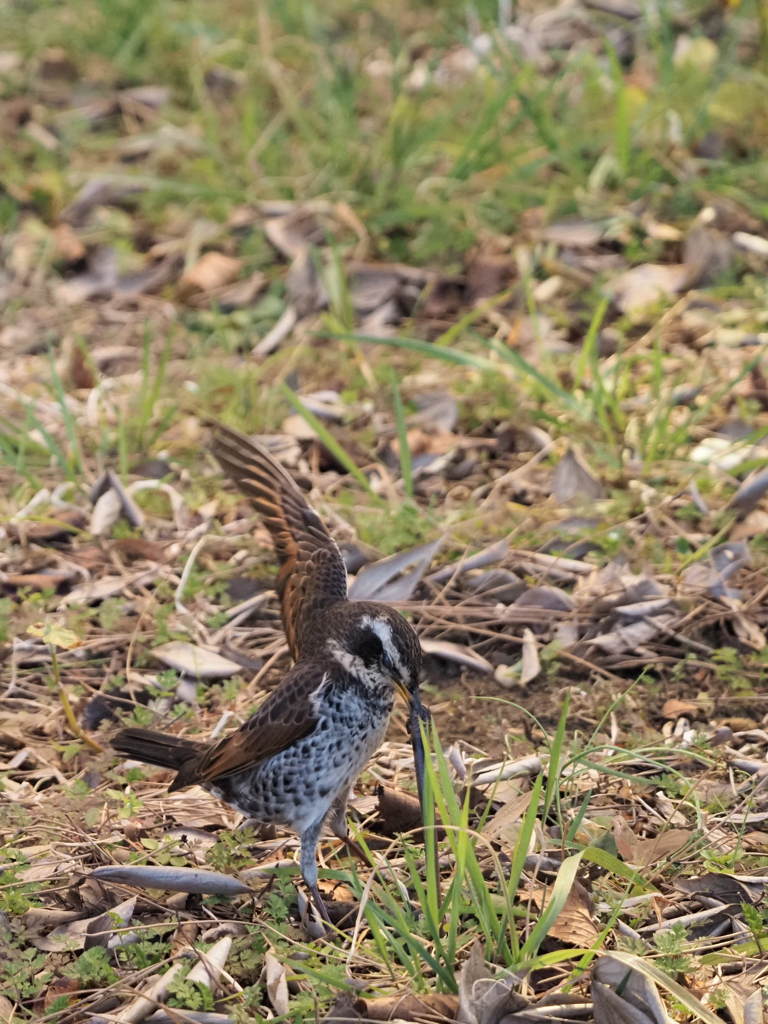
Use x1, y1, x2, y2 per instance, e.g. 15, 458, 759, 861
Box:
300, 817, 333, 929
327, 797, 373, 866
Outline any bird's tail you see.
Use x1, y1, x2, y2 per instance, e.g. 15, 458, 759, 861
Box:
111, 728, 201, 773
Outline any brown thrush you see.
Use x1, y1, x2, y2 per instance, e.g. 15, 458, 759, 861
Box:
112, 424, 429, 923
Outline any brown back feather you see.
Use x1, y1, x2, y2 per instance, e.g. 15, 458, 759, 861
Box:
174, 659, 325, 785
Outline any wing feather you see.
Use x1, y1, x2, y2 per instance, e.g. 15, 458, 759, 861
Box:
210, 424, 348, 658
174, 662, 326, 787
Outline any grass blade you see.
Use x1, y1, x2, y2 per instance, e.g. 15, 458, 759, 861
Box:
605, 951, 722, 1024
573, 296, 610, 390
579, 847, 658, 890
519, 851, 584, 960
279, 383, 380, 500
486, 337, 579, 408
320, 330, 500, 372
506, 771, 543, 958
543, 691, 569, 823
434, 287, 514, 347
47, 346, 84, 475
21, 401, 71, 480
390, 373, 413, 499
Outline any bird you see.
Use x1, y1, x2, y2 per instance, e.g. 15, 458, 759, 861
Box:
112, 423, 429, 925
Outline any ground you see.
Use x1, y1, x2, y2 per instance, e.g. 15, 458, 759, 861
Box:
1, 0, 768, 1021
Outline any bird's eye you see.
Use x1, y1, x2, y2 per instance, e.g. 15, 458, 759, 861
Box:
382, 651, 394, 673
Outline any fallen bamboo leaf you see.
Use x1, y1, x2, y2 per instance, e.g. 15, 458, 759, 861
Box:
427, 538, 509, 584
57, 569, 159, 608
419, 639, 492, 673
729, 467, 768, 516
90, 865, 251, 895
456, 939, 528, 1024
607, 263, 688, 319
593, 954, 667, 1024
153, 641, 242, 679
482, 790, 533, 841
519, 628, 541, 686
186, 934, 233, 989
265, 950, 290, 1017
178, 252, 242, 301
85, 895, 137, 950
349, 537, 443, 601
108, 961, 186, 1023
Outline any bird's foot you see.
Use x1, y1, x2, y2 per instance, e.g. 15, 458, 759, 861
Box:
305, 881, 334, 936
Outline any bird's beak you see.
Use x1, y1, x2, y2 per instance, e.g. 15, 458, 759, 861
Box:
398, 684, 438, 894
396, 682, 430, 825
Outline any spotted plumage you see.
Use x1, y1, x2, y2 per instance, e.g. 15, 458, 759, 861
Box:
112, 423, 428, 925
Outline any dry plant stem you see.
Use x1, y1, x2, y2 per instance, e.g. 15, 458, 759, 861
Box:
51, 646, 104, 753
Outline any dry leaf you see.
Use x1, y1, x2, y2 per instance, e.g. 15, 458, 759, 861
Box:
110, 961, 185, 1023
186, 934, 232, 989
592, 955, 668, 1024
152, 641, 242, 679
264, 206, 325, 259
683, 225, 732, 288
661, 699, 699, 719
286, 247, 327, 316
419, 639, 493, 674
265, 950, 290, 1017
614, 820, 693, 867
355, 992, 459, 1021
178, 251, 242, 300
607, 263, 687, 318
482, 790, 533, 841
53, 222, 86, 262
90, 865, 250, 895
377, 785, 423, 836
552, 448, 604, 504
6, 507, 86, 541
541, 220, 604, 248
519, 628, 541, 686
527, 879, 599, 946
349, 537, 443, 602
456, 939, 528, 1024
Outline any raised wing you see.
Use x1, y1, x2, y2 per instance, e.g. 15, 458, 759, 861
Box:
211, 423, 348, 658
171, 661, 326, 789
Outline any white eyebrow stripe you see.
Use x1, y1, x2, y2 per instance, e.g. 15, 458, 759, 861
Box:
362, 615, 406, 680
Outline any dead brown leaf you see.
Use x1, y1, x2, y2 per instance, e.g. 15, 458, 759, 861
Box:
661, 699, 699, 719
52, 223, 86, 263
466, 252, 515, 302
355, 993, 459, 1021
527, 879, 599, 946
482, 789, 533, 841
2, 573, 72, 592
6, 509, 87, 542
178, 251, 242, 300
392, 428, 457, 456
376, 784, 423, 836
112, 537, 166, 562
42, 976, 78, 1011
614, 820, 693, 867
